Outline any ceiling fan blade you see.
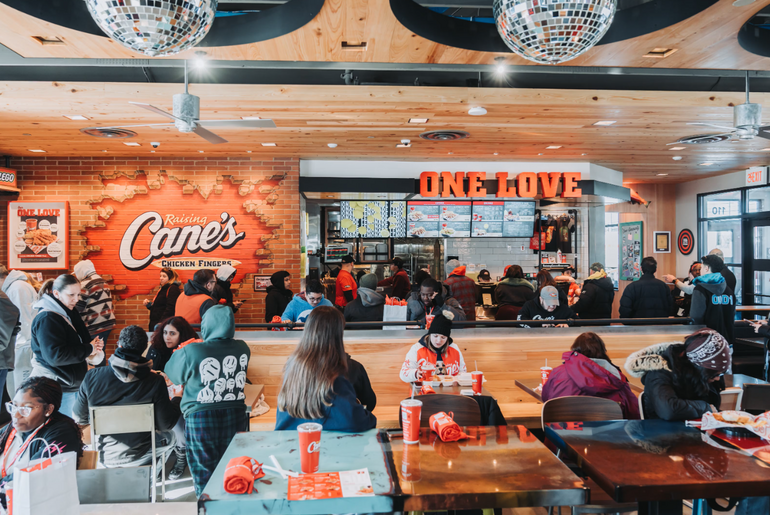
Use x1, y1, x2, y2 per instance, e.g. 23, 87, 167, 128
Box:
193, 125, 228, 144
129, 102, 184, 122
197, 119, 277, 128
757, 126, 770, 140
686, 122, 737, 131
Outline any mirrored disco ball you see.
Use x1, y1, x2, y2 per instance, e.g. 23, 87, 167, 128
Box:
84, 0, 218, 57
493, 0, 616, 65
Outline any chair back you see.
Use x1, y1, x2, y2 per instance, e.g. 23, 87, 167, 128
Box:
541, 396, 624, 430
720, 388, 744, 411
399, 394, 481, 428
638, 391, 645, 420
89, 404, 155, 438
739, 384, 770, 413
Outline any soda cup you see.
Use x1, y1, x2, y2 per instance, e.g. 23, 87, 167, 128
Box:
401, 399, 422, 444
401, 440, 422, 482
540, 366, 553, 385
25, 219, 37, 231
425, 314, 435, 331
297, 422, 323, 473
471, 371, 483, 395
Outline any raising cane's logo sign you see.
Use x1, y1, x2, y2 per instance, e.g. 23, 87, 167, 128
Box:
81, 172, 284, 299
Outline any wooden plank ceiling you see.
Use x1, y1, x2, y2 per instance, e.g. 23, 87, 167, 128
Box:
0, 0, 769, 70
2, 81, 770, 183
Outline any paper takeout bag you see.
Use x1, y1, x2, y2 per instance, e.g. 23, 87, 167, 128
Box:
383, 296, 407, 331
11, 451, 79, 515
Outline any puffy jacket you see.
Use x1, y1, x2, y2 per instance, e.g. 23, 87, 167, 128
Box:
405, 287, 466, 323
624, 342, 720, 420
1, 270, 36, 348
618, 273, 673, 319
265, 285, 293, 323
145, 281, 181, 331
0, 292, 19, 371
344, 288, 385, 326
281, 293, 334, 323
400, 334, 467, 382
175, 280, 216, 325
542, 351, 639, 419
572, 275, 615, 319
495, 278, 536, 307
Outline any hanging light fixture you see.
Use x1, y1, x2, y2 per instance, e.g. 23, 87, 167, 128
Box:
84, 0, 218, 57
493, 0, 617, 65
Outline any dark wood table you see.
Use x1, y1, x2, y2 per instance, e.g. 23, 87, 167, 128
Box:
545, 419, 770, 515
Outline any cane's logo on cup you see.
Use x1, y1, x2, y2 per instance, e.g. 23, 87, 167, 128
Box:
307, 440, 321, 454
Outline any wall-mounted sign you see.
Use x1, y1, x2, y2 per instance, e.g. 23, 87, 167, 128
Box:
654, 231, 671, 254
0, 167, 18, 191
619, 221, 643, 281
418, 172, 582, 199
678, 229, 694, 255
746, 166, 768, 187
7, 201, 69, 270
253, 275, 272, 292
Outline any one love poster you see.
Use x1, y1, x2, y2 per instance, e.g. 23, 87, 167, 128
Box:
7, 201, 69, 270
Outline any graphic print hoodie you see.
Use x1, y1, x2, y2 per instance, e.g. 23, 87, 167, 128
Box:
165, 305, 251, 417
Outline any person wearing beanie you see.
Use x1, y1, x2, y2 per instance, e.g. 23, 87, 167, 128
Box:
265, 271, 293, 323
73, 325, 182, 468
399, 311, 467, 383
213, 264, 242, 314
624, 329, 729, 420
377, 257, 411, 300
518, 286, 576, 328
344, 273, 386, 327
73, 259, 116, 344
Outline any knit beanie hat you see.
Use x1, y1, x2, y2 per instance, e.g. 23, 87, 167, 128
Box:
360, 273, 378, 290
428, 311, 453, 338
684, 329, 731, 373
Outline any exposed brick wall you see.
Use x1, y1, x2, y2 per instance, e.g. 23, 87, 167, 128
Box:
0, 156, 300, 354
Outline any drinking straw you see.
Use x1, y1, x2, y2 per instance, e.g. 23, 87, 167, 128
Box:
475, 360, 478, 371
546, 358, 548, 368
269, 455, 287, 479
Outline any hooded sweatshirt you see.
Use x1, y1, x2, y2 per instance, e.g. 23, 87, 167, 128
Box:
72, 346, 182, 466
400, 333, 467, 383
542, 351, 640, 419
165, 305, 251, 417
265, 271, 293, 322
281, 293, 333, 323
1, 270, 36, 348
73, 260, 116, 337
495, 277, 536, 307
343, 287, 385, 325
571, 270, 615, 320
213, 265, 239, 313
175, 279, 216, 325
30, 294, 94, 392
624, 342, 720, 421
0, 291, 19, 371
689, 272, 727, 326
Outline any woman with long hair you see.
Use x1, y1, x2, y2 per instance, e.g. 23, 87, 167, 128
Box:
142, 268, 181, 332
494, 265, 536, 320
147, 316, 198, 373
542, 332, 640, 419
30, 275, 104, 416
275, 306, 376, 431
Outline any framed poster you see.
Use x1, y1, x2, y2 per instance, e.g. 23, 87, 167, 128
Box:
619, 221, 643, 281
253, 275, 272, 292
7, 201, 69, 270
654, 231, 671, 253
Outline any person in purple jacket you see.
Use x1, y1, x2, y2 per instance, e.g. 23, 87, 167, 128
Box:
542, 332, 640, 419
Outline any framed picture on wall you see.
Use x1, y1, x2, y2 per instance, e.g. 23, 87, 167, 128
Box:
253, 275, 272, 291
654, 231, 671, 253
7, 201, 69, 270
619, 221, 643, 281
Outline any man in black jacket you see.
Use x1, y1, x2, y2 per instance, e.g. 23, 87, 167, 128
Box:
571, 262, 615, 319
619, 257, 673, 319
73, 325, 182, 472
518, 286, 576, 328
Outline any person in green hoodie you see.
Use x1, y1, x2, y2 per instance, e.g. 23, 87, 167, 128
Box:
494, 265, 536, 320
164, 305, 250, 496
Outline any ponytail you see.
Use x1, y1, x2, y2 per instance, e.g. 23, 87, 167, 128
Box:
38, 274, 79, 301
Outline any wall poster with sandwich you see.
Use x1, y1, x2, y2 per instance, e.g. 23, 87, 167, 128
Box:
7, 201, 69, 270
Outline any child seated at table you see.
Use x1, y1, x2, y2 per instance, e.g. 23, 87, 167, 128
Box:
275, 306, 376, 432
400, 311, 467, 383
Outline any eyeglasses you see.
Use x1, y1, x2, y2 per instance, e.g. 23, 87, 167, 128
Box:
5, 402, 38, 417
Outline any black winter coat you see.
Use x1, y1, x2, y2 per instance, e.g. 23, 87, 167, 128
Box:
146, 282, 181, 331
343, 297, 385, 326
346, 354, 377, 412
495, 279, 536, 307
265, 285, 293, 322
572, 276, 615, 319
618, 274, 673, 319
720, 267, 737, 294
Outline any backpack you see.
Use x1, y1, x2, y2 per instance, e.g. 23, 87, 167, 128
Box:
694, 284, 736, 344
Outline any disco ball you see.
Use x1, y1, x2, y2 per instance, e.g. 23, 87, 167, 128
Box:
493, 0, 617, 65
84, 0, 218, 57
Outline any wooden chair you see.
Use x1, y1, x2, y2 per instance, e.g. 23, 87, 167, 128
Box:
739, 384, 770, 413
720, 388, 744, 411
399, 394, 481, 428
638, 391, 645, 420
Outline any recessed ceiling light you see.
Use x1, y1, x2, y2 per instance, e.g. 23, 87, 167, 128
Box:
493, 152, 499, 155
123, 142, 141, 147
261, 143, 277, 147
246, 150, 252, 153
447, 152, 453, 155
468, 107, 487, 116
581, 153, 587, 156
657, 173, 669, 176
28, 149, 46, 153
150, 150, 155, 153
396, 143, 411, 148
199, 150, 204, 153
546, 145, 562, 149
699, 162, 713, 166
63, 115, 89, 121
22, 133, 31, 136
101, 150, 107, 152
593, 121, 616, 126
409, 118, 429, 124
672, 156, 683, 161
669, 147, 686, 150
241, 116, 261, 120
538, 153, 543, 156
327, 143, 338, 148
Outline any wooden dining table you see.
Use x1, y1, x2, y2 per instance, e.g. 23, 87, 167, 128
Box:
514, 376, 643, 404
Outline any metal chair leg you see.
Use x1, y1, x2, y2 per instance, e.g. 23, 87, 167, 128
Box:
161, 450, 166, 502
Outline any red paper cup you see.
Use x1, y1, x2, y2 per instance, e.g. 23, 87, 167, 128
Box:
401, 399, 422, 444
540, 366, 553, 385
425, 314, 435, 331
297, 422, 322, 473
401, 440, 422, 482
472, 371, 483, 395
25, 219, 37, 231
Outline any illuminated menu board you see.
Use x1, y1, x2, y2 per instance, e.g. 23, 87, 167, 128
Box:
406, 201, 471, 238
471, 200, 536, 238
340, 200, 406, 238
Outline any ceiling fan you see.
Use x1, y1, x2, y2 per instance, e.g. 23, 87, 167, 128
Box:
81, 62, 276, 144
668, 71, 770, 145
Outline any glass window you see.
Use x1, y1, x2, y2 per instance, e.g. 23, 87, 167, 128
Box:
731, 266, 742, 305
701, 190, 741, 219
747, 186, 770, 213
700, 218, 742, 264
604, 212, 619, 288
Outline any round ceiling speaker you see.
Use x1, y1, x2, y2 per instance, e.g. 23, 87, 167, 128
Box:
419, 130, 470, 141
493, 0, 617, 64
80, 128, 138, 139
84, 0, 218, 57
674, 134, 732, 145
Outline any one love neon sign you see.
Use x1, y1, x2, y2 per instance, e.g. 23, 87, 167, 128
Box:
419, 171, 582, 198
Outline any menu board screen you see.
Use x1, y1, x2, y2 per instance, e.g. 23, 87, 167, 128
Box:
407, 201, 471, 238
471, 201, 535, 238
340, 201, 406, 238
389, 201, 407, 238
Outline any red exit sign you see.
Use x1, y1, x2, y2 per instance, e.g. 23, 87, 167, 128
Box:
746, 167, 767, 186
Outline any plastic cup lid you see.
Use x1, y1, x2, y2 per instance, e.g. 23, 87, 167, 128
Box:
401, 399, 423, 407
297, 422, 323, 432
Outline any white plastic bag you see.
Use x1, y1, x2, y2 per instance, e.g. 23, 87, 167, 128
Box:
11, 450, 79, 515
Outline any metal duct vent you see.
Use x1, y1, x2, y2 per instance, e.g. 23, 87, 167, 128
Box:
673, 133, 731, 145
419, 130, 470, 141
80, 128, 138, 139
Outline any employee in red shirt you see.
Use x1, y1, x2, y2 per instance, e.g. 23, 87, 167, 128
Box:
335, 255, 358, 309
378, 257, 411, 300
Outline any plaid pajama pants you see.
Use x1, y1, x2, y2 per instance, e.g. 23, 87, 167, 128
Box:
185, 407, 248, 496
